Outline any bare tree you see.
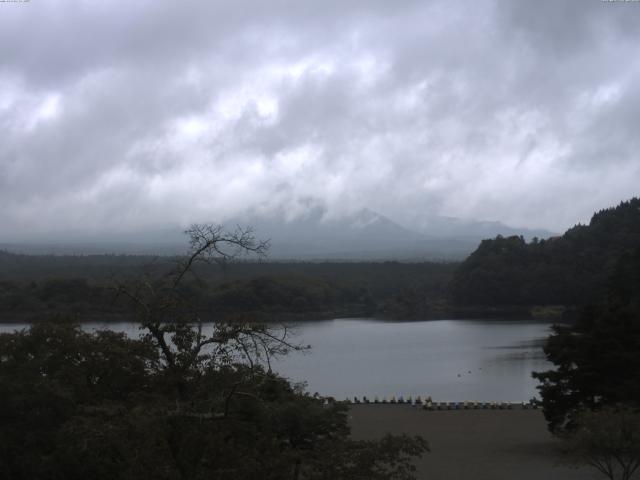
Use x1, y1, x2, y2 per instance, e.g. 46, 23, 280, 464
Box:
564, 406, 640, 480
115, 224, 306, 396
0, 223, 429, 479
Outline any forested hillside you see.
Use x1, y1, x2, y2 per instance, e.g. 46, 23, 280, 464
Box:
0, 253, 455, 321
451, 198, 640, 307
533, 245, 640, 432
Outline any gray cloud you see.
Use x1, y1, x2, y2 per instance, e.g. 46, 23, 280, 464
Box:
1, 0, 639, 241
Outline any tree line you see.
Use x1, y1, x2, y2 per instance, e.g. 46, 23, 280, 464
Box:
0, 253, 455, 321
533, 245, 640, 480
450, 198, 640, 309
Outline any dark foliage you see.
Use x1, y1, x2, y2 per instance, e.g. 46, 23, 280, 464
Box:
533, 247, 640, 433
0, 257, 455, 320
451, 198, 640, 307
0, 224, 429, 479
209, 275, 377, 316
0, 320, 427, 480
563, 406, 640, 480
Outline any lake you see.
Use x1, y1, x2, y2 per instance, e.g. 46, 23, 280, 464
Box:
0, 318, 553, 402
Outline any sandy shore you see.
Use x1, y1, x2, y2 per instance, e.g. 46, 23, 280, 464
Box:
349, 405, 601, 480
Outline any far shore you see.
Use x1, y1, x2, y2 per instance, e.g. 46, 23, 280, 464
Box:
349, 405, 600, 480
0, 308, 571, 324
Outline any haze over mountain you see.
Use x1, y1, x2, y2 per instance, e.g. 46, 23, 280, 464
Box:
233, 207, 554, 260
2, 1, 639, 245
1, 207, 554, 260
404, 215, 553, 241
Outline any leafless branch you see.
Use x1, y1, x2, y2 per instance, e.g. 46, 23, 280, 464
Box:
111, 223, 305, 381
172, 223, 270, 288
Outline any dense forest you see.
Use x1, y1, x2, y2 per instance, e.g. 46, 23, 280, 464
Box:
533, 245, 640, 432
450, 198, 640, 309
2, 197, 639, 321
0, 252, 455, 321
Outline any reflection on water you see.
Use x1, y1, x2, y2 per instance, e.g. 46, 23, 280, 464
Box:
486, 338, 547, 349
0, 318, 554, 401
272, 318, 553, 401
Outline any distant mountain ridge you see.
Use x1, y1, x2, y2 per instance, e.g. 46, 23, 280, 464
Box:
407, 215, 552, 240
1, 207, 554, 260
236, 207, 554, 260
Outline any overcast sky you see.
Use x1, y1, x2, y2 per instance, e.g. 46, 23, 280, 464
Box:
1, 0, 639, 239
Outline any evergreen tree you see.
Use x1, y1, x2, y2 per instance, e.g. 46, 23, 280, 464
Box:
533, 248, 640, 433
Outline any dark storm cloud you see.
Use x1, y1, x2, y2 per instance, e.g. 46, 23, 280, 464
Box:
1, 0, 639, 239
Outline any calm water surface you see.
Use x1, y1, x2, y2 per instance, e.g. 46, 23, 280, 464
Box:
0, 318, 553, 401
274, 318, 552, 402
